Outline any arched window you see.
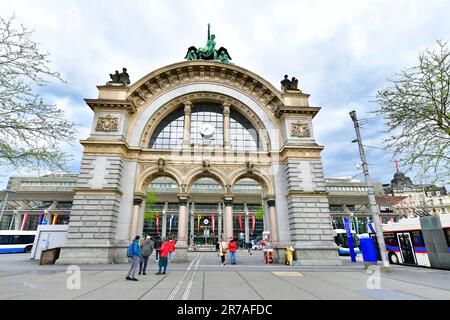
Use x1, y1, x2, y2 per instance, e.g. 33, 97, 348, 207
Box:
149, 107, 184, 149
148, 102, 261, 151
230, 109, 259, 152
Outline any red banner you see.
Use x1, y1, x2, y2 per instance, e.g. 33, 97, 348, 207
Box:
211, 214, 215, 233
238, 214, 243, 232
251, 214, 255, 233
156, 214, 160, 235
21, 213, 29, 231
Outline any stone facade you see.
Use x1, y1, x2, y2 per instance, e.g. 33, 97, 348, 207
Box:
57, 60, 341, 265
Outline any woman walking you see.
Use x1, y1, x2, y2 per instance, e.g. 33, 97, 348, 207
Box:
219, 238, 228, 266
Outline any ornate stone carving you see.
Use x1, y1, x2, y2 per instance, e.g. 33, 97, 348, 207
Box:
108, 67, 130, 85
245, 161, 254, 173
157, 158, 166, 172
202, 160, 211, 173
290, 122, 311, 138
95, 115, 119, 132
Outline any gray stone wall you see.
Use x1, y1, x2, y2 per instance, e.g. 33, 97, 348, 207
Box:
283, 158, 340, 265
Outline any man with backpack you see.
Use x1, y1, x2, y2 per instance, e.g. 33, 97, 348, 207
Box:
139, 236, 154, 275
126, 235, 142, 281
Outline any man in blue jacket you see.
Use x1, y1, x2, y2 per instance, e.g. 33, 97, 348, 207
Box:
126, 235, 142, 281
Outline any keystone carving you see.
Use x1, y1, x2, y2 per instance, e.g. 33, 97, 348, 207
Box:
202, 160, 211, 173
157, 158, 166, 172
245, 161, 254, 173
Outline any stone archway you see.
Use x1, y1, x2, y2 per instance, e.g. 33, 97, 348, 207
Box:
57, 60, 341, 266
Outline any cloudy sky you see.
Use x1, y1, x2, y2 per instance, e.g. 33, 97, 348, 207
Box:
1, 0, 449, 188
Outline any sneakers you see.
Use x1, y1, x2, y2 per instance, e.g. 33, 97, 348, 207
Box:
155, 272, 161, 275
143, 272, 147, 275
126, 277, 131, 280
161, 272, 166, 275
126, 277, 138, 281
138, 271, 141, 275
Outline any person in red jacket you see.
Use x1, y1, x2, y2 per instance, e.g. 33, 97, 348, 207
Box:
156, 238, 169, 275
168, 238, 176, 263
228, 238, 238, 265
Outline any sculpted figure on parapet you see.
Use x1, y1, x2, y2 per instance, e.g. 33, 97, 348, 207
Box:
280, 74, 299, 92
108, 67, 130, 85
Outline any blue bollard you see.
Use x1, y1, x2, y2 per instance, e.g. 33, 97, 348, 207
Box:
360, 237, 377, 268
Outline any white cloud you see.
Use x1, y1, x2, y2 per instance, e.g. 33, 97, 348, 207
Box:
1, 0, 449, 188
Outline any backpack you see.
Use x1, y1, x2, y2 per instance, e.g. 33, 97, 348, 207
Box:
126, 242, 134, 258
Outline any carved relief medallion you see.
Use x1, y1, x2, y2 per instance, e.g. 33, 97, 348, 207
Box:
290, 122, 311, 138
96, 114, 119, 132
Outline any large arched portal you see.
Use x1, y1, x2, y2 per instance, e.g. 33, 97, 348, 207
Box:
57, 60, 341, 266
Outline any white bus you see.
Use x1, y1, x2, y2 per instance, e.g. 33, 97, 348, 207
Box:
382, 215, 450, 270
333, 229, 361, 255
0, 230, 36, 254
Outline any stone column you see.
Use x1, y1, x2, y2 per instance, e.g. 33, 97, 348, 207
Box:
244, 203, 250, 244
267, 198, 279, 245
176, 194, 189, 262
183, 101, 192, 148
224, 196, 234, 241
218, 202, 222, 240
129, 198, 143, 241
13, 211, 22, 230
223, 103, 231, 149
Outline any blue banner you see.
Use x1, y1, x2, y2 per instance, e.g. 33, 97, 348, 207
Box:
169, 215, 174, 232
343, 218, 356, 262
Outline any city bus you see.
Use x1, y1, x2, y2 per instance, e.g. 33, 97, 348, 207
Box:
382, 215, 450, 270
0, 230, 36, 254
333, 229, 361, 255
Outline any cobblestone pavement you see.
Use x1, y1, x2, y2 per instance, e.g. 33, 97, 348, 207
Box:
0, 251, 449, 300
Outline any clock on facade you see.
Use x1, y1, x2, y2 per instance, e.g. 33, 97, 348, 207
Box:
199, 123, 215, 139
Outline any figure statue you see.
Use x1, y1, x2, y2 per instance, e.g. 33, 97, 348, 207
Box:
197, 23, 216, 60
186, 48, 198, 61
184, 24, 233, 64
108, 68, 130, 85
291, 77, 299, 90
157, 158, 166, 172
119, 68, 130, 85
280, 75, 291, 92
109, 70, 120, 83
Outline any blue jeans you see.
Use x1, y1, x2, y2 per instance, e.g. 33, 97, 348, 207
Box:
230, 252, 237, 264
168, 251, 173, 262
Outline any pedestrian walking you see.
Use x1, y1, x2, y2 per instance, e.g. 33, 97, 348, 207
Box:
138, 236, 154, 275
228, 238, 237, 265
219, 238, 228, 266
156, 238, 169, 275
126, 235, 142, 281
215, 238, 220, 257
154, 236, 162, 261
168, 238, 175, 263
247, 241, 253, 255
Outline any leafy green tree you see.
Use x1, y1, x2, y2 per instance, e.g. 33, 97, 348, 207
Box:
0, 15, 77, 171
374, 40, 450, 183
255, 205, 265, 219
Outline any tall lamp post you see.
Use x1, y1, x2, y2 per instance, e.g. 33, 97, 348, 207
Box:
0, 189, 16, 229
349, 110, 390, 270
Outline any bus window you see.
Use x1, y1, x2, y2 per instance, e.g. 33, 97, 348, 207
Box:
445, 229, 450, 247
0, 236, 11, 245
383, 233, 399, 247
411, 231, 425, 247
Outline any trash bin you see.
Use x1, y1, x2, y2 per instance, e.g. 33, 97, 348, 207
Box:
359, 237, 377, 268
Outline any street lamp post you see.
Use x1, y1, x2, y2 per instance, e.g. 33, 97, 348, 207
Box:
349, 110, 390, 270
0, 189, 16, 229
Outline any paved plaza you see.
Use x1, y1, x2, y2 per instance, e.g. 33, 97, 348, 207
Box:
0, 251, 449, 300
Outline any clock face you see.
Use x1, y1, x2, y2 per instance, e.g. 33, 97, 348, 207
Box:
199, 123, 215, 139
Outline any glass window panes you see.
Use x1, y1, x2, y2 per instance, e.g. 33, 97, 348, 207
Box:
190, 103, 224, 146
230, 110, 259, 151
149, 107, 185, 149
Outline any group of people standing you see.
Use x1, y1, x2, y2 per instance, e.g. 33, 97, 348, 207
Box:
217, 238, 238, 265
126, 235, 176, 281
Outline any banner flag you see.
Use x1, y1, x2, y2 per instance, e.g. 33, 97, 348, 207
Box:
343, 217, 356, 262
251, 214, 255, 233
21, 213, 29, 231
52, 213, 59, 225
238, 214, 243, 232
38, 213, 43, 225
169, 215, 174, 232
211, 214, 215, 233
156, 214, 160, 235
197, 215, 201, 231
